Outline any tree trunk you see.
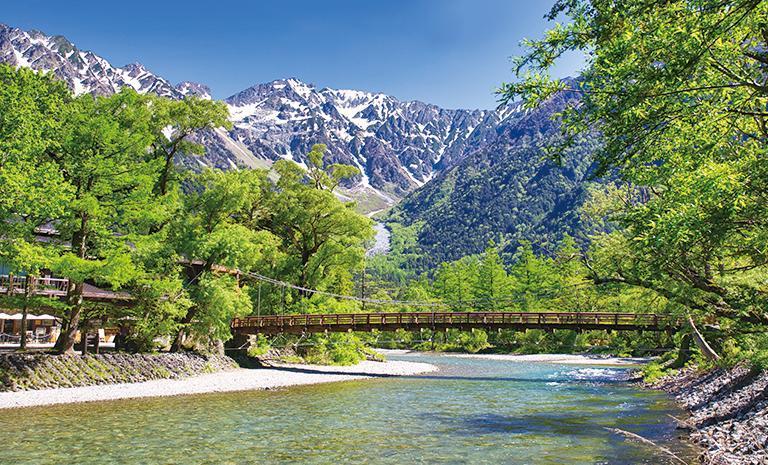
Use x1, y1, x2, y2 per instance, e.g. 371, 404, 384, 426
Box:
670, 333, 692, 369
54, 215, 88, 354
19, 307, 27, 350
688, 315, 720, 362
81, 321, 89, 355
157, 153, 174, 196
170, 307, 197, 352
18, 276, 33, 351
298, 251, 311, 298
54, 281, 84, 353
170, 263, 207, 352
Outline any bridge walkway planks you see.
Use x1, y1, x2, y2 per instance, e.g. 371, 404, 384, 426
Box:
231, 311, 680, 335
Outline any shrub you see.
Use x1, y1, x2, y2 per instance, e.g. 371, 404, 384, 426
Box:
246, 334, 271, 358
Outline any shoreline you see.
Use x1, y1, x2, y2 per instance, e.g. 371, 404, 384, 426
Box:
378, 349, 652, 366
0, 359, 437, 410
649, 364, 767, 464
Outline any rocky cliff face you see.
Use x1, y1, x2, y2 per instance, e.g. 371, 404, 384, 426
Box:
223, 78, 504, 197
0, 24, 188, 98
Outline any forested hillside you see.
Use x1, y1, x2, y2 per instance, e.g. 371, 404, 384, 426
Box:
389, 91, 601, 267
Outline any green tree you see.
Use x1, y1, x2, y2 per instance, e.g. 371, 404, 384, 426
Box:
0, 66, 73, 349
148, 96, 231, 197
433, 256, 479, 310
48, 89, 158, 352
508, 242, 558, 312
268, 152, 373, 297
502, 0, 768, 359
305, 143, 361, 192
169, 169, 283, 351
0, 66, 72, 231
550, 235, 601, 313
115, 94, 235, 352
473, 246, 512, 311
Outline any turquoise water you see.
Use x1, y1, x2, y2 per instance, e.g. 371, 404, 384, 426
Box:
0, 353, 696, 464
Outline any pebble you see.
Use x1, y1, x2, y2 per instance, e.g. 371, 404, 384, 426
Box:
0, 359, 438, 409
650, 365, 768, 464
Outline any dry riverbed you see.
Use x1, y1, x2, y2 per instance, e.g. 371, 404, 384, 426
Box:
0, 359, 437, 409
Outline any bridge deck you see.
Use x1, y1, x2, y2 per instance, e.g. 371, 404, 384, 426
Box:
232, 311, 679, 335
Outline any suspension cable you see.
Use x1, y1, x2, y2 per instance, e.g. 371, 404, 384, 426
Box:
239, 270, 592, 309
241, 270, 446, 307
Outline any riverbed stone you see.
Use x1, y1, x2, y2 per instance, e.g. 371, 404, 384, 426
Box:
650, 364, 768, 465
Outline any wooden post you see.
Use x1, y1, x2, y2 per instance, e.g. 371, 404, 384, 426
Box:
431, 322, 436, 351
361, 265, 366, 312
81, 328, 88, 355
19, 275, 34, 351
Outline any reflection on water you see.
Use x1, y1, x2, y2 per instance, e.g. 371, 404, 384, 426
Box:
0, 353, 696, 464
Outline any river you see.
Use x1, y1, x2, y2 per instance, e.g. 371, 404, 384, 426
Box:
366, 222, 391, 257
0, 353, 696, 464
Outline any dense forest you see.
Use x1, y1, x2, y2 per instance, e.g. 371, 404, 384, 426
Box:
388, 88, 603, 268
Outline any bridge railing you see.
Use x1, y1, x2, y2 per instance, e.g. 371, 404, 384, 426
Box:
35, 277, 69, 296
0, 275, 70, 297
232, 311, 670, 331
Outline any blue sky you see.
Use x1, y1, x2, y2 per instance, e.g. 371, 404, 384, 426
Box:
9, 1, 583, 109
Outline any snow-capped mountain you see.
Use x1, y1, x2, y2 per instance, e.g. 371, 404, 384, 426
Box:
0, 23, 523, 207
223, 78, 511, 196
0, 24, 191, 98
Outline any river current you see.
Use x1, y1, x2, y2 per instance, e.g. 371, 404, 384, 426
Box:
0, 353, 696, 464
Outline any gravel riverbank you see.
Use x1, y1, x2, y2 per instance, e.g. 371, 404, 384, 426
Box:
649, 364, 768, 464
0, 359, 437, 409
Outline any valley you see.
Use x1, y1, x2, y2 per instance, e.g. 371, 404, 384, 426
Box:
1, 22, 596, 258
2, 2, 767, 462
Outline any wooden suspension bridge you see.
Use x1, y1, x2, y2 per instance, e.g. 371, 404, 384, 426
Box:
231, 311, 681, 335
1, 272, 682, 337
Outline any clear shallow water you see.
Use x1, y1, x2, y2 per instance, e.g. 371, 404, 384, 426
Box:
0, 353, 696, 464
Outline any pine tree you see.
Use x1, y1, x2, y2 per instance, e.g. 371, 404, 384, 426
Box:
473, 246, 511, 311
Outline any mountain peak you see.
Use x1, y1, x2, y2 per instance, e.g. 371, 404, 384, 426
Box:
283, 77, 314, 99
176, 81, 212, 99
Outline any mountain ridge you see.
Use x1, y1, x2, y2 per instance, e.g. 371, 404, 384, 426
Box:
0, 23, 522, 208
389, 90, 599, 267
1, 22, 598, 264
